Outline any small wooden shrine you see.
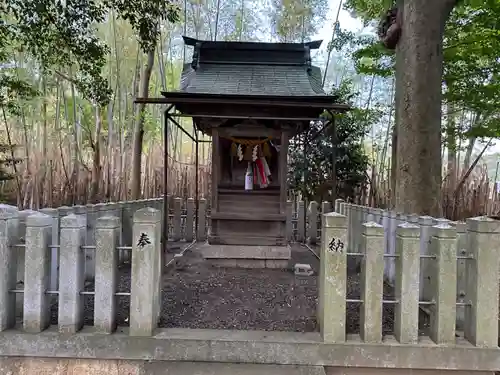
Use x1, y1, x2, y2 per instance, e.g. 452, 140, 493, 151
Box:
160, 36, 349, 268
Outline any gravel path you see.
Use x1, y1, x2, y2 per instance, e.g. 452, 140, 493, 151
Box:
48, 242, 430, 335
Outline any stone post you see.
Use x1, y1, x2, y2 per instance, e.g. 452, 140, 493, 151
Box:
371, 208, 383, 225
39, 208, 59, 293
339, 201, 346, 216
58, 206, 74, 217
334, 198, 344, 214
197, 198, 207, 242
386, 211, 398, 282
360, 222, 384, 343
453, 221, 467, 330
130, 208, 162, 336
321, 201, 332, 215
419, 216, 436, 302
23, 213, 52, 333
185, 198, 194, 242
394, 223, 420, 344
307, 201, 318, 245
464, 216, 500, 347
59, 214, 86, 334
345, 203, 353, 253
0, 205, 19, 331
428, 223, 457, 344
286, 200, 293, 242
17, 209, 37, 315
73, 204, 88, 240
349, 205, 358, 254
297, 200, 305, 242
318, 212, 347, 343
94, 216, 120, 333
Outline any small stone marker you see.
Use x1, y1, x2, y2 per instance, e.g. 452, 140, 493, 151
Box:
294, 263, 313, 276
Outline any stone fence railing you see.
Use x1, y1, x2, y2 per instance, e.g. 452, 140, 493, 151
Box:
4, 197, 469, 285
319, 211, 500, 348
0, 202, 499, 373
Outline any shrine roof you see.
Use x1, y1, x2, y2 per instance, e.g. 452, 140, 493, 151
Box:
179, 36, 328, 97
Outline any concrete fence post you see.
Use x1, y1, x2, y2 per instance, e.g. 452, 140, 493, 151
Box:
185, 198, 195, 242
23, 213, 52, 333
387, 211, 398, 281
0, 205, 19, 331
319, 212, 347, 343
360, 222, 384, 343
39, 208, 59, 293
345, 203, 353, 253
58, 206, 74, 218
297, 200, 305, 242
380, 210, 391, 281
73, 204, 88, 241
339, 201, 346, 216
94, 216, 120, 334
419, 216, 436, 302
428, 223, 457, 345
371, 208, 383, 225
17, 210, 37, 307
453, 221, 467, 330
407, 214, 419, 225
307, 201, 318, 245
349, 205, 358, 253
464, 216, 500, 348
334, 198, 344, 213
321, 201, 332, 215
286, 200, 293, 242
173, 197, 182, 241
394, 222, 420, 344
130, 208, 162, 336
197, 198, 207, 242
366, 210, 375, 224
59, 214, 86, 334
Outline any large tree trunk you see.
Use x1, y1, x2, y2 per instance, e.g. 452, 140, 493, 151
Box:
131, 50, 155, 200
394, 0, 457, 216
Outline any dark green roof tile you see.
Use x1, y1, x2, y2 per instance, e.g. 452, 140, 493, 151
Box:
180, 63, 327, 97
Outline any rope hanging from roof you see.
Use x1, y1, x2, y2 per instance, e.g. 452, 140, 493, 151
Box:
220, 135, 273, 161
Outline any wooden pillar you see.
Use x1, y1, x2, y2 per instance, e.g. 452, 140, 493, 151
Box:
211, 129, 220, 237
279, 131, 289, 215
279, 131, 289, 241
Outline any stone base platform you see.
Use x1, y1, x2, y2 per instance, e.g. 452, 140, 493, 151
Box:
199, 243, 291, 269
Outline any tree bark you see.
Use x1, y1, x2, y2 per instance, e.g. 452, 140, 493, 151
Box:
131, 50, 155, 200
394, 0, 457, 216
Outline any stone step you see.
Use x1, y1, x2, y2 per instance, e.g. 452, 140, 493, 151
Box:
211, 212, 286, 221
208, 234, 285, 246
200, 243, 291, 260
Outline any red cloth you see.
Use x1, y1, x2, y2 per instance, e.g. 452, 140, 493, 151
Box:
256, 159, 267, 186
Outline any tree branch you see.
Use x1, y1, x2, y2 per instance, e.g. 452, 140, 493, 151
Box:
54, 70, 79, 86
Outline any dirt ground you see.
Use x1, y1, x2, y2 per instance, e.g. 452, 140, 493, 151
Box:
49, 242, 430, 335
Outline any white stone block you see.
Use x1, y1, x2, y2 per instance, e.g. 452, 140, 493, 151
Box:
294, 263, 313, 276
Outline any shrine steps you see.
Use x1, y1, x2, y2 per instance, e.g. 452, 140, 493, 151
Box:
208, 234, 286, 246
199, 242, 291, 269
211, 212, 286, 221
